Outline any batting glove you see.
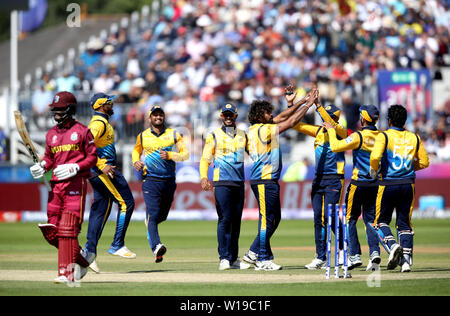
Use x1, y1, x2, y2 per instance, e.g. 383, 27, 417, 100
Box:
30, 161, 46, 179
54, 163, 80, 180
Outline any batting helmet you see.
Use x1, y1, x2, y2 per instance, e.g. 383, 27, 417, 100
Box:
49, 91, 77, 110
49, 91, 77, 125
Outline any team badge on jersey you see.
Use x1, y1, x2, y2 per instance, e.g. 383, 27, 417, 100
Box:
52, 135, 58, 144
71, 132, 78, 141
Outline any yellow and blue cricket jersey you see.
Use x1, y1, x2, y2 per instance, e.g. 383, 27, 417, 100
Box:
328, 126, 380, 184
132, 126, 189, 179
294, 106, 346, 177
370, 127, 429, 184
200, 126, 248, 185
88, 112, 116, 174
248, 123, 282, 183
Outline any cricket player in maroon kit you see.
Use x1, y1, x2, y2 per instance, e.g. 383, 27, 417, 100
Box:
29, 91, 97, 285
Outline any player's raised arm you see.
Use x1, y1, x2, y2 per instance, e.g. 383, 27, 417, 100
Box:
273, 84, 311, 124
316, 98, 347, 139
277, 89, 318, 134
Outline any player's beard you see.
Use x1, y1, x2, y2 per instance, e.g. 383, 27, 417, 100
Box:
105, 107, 114, 116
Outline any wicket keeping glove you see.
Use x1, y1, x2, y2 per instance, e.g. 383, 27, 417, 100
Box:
54, 163, 80, 180
30, 161, 46, 179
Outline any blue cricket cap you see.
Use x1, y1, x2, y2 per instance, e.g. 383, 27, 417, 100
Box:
149, 105, 165, 116
360, 104, 379, 124
221, 103, 238, 115
90, 93, 117, 110
323, 104, 341, 120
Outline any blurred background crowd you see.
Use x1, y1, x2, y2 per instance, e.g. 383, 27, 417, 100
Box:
17, 0, 450, 166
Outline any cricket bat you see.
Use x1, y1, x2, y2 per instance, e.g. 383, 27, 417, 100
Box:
14, 111, 52, 192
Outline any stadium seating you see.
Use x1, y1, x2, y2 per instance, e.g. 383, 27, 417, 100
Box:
15, 0, 450, 170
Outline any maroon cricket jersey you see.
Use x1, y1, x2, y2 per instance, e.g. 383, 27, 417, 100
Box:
42, 119, 97, 182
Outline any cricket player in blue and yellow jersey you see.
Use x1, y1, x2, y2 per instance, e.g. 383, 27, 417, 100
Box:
242, 85, 317, 271
84, 93, 136, 273
295, 98, 347, 270
323, 104, 382, 271
370, 104, 429, 272
132, 105, 189, 263
200, 103, 250, 271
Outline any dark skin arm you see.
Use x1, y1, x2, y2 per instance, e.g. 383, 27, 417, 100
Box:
273, 84, 312, 124
277, 89, 318, 134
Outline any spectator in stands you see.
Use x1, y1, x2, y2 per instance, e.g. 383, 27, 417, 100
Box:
78, 40, 102, 77
436, 137, 450, 161
425, 130, 441, 157
31, 83, 53, 129
19, 0, 450, 162
184, 58, 207, 93
165, 94, 190, 128
118, 72, 135, 94
92, 72, 114, 93
55, 71, 80, 93
74, 71, 92, 94
101, 44, 121, 70
186, 29, 208, 62
166, 63, 187, 97
124, 48, 142, 78
41, 73, 56, 92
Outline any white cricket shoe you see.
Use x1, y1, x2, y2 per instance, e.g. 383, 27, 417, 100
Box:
366, 260, 380, 272
230, 259, 251, 270
54, 275, 68, 284
89, 260, 100, 274
305, 258, 325, 270
387, 244, 403, 270
154, 243, 167, 263
400, 253, 412, 272
400, 261, 411, 272
242, 250, 258, 265
109, 246, 136, 259
255, 260, 282, 271
348, 254, 362, 270
54, 271, 82, 287
366, 251, 381, 271
219, 259, 230, 270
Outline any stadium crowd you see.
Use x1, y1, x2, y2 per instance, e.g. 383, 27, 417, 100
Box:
25, 0, 450, 163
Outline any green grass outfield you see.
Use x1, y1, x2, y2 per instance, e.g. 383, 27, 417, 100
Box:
0, 219, 450, 296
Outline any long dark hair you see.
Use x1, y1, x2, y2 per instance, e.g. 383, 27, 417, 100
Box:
248, 100, 273, 125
